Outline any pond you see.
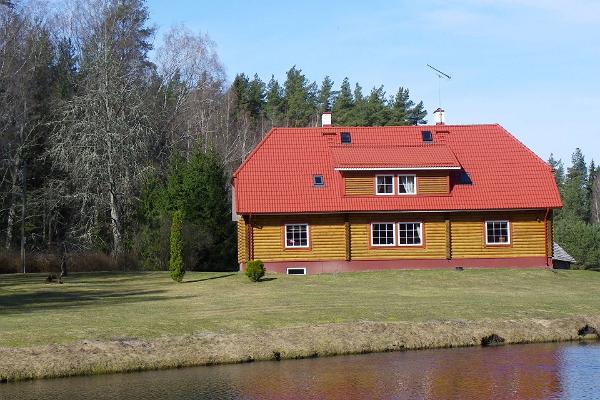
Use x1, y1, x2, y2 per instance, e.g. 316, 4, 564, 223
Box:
3, 341, 600, 399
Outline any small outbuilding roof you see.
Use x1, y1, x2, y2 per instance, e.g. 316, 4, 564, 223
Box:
553, 242, 576, 263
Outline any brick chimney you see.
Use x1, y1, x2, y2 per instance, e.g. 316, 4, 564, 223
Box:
321, 112, 332, 127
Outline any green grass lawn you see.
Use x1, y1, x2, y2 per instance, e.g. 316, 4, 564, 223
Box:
1, 269, 600, 348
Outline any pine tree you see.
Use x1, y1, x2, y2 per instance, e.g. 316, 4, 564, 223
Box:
389, 87, 411, 125
317, 75, 335, 113
364, 86, 390, 126
264, 75, 284, 127
591, 173, 600, 224
283, 66, 315, 127
561, 148, 588, 221
247, 74, 266, 120
351, 83, 366, 125
332, 77, 353, 125
407, 101, 427, 125
169, 210, 185, 282
548, 154, 565, 191
588, 160, 599, 223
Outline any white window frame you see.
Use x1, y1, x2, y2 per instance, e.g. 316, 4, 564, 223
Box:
375, 175, 395, 196
371, 222, 397, 247
397, 174, 417, 195
397, 222, 423, 247
485, 220, 511, 245
286, 267, 307, 275
284, 224, 310, 248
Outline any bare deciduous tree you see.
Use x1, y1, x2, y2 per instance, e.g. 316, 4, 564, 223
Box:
50, 0, 155, 255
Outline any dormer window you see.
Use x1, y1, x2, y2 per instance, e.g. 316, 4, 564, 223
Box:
340, 132, 351, 144
376, 175, 394, 195
313, 175, 324, 187
398, 175, 416, 195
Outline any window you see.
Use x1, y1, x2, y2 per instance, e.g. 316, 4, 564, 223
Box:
287, 267, 306, 275
313, 175, 324, 187
376, 175, 394, 195
398, 222, 422, 246
485, 221, 510, 245
371, 223, 396, 246
398, 175, 416, 194
340, 132, 351, 144
285, 224, 309, 248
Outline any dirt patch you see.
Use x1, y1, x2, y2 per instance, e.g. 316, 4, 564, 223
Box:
2, 315, 600, 382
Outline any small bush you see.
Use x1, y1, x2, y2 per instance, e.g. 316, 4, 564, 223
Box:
169, 210, 185, 282
246, 260, 265, 282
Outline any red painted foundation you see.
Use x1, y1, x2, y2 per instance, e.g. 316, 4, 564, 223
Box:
240, 257, 550, 275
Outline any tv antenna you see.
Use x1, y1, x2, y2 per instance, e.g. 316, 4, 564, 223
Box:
427, 64, 451, 107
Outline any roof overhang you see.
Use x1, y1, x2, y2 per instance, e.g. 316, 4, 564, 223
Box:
335, 166, 462, 171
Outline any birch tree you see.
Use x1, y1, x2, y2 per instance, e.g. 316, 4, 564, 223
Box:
50, 0, 155, 255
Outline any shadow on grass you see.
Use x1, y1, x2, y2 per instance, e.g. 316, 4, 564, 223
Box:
183, 273, 237, 283
259, 277, 277, 282
0, 289, 195, 315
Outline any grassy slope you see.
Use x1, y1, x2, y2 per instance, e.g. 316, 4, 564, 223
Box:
1, 269, 600, 348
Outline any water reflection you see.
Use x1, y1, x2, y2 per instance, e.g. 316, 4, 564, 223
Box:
3, 342, 599, 399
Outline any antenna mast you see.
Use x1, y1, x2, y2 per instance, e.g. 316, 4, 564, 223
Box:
427, 64, 451, 107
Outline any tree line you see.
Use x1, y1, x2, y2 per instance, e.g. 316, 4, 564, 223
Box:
549, 150, 600, 268
0, 0, 429, 272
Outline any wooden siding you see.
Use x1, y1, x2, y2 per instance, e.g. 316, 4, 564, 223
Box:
417, 171, 449, 194
451, 211, 547, 258
344, 172, 374, 196
343, 171, 449, 196
240, 210, 548, 263
237, 218, 246, 263
252, 214, 346, 261
349, 213, 448, 260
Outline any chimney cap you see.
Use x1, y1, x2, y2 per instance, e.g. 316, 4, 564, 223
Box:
433, 108, 445, 125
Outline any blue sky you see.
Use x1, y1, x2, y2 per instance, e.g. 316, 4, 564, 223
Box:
146, 0, 600, 167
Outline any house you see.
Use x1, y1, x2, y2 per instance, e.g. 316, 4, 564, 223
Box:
552, 242, 576, 269
232, 110, 562, 275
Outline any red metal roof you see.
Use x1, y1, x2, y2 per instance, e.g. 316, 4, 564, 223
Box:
233, 124, 562, 214
331, 144, 461, 170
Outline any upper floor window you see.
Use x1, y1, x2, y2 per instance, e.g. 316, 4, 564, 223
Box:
285, 224, 309, 248
398, 175, 416, 195
371, 223, 396, 246
485, 221, 510, 245
376, 175, 394, 195
398, 222, 422, 246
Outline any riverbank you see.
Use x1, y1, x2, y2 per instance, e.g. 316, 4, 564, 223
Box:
2, 270, 600, 381
2, 316, 600, 382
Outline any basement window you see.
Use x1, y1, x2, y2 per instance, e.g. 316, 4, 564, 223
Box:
340, 132, 351, 144
485, 221, 510, 245
313, 175, 324, 187
285, 224, 309, 248
286, 267, 306, 275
